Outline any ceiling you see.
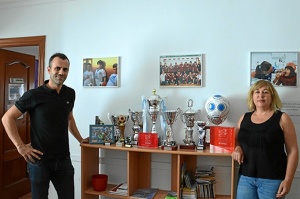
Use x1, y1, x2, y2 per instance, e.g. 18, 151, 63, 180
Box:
0, 0, 72, 9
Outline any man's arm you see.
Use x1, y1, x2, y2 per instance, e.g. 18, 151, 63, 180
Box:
68, 111, 88, 143
1, 105, 43, 162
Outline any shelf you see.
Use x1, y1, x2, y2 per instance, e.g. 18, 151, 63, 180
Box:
85, 185, 230, 199
81, 143, 235, 199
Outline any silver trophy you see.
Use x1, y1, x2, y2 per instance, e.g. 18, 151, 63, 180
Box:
162, 109, 180, 149
195, 121, 209, 150
180, 99, 201, 148
128, 109, 143, 145
147, 89, 162, 133
108, 113, 129, 147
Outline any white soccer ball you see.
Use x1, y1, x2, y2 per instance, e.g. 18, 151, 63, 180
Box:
205, 95, 230, 125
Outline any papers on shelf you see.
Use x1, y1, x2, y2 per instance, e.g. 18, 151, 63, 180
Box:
109, 182, 128, 196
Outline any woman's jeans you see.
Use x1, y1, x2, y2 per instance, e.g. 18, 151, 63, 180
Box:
236, 175, 284, 199
27, 156, 75, 199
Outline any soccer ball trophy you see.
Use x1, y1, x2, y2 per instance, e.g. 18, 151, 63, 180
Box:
205, 95, 230, 126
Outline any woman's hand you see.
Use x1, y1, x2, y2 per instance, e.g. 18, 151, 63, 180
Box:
232, 146, 244, 164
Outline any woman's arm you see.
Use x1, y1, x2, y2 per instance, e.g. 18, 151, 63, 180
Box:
276, 113, 299, 197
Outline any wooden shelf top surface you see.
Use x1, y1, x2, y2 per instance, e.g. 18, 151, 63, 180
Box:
81, 143, 233, 157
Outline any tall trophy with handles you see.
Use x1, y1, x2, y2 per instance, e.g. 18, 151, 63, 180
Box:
179, 99, 201, 149
147, 89, 162, 133
128, 109, 143, 146
108, 113, 129, 147
161, 108, 180, 150
195, 121, 209, 150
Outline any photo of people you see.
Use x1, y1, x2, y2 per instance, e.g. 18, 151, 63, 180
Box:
83, 57, 119, 87
160, 54, 203, 87
250, 52, 298, 87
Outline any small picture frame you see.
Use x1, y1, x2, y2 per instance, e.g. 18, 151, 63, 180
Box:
83, 56, 120, 87
250, 52, 298, 87
160, 54, 203, 87
89, 125, 115, 144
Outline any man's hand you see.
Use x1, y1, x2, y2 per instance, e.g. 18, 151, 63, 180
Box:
17, 143, 43, 163
81, 137, 89, 143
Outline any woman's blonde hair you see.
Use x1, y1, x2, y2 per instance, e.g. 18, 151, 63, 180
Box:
247, 80, 282, 111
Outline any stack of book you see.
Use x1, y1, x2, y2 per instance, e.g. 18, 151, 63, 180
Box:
181, 184, 197, 199
109, 182, 128, 196
195, 167, 216, 198
181, 171, 197, 199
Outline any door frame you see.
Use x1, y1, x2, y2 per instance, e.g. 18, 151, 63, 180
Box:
0, 35, 46, 86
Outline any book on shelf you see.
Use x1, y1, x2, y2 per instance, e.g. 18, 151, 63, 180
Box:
196, 181, 216, 198
181, 184, 197, 199
109, 182, 128, 196
130, 188, 159, 199
165, 191, 177, 199
195, 167, 215, 177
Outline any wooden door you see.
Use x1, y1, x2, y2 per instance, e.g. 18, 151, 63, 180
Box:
0, 49, 35, 199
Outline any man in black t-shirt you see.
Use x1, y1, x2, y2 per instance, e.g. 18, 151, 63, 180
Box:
2, 52, 88, 199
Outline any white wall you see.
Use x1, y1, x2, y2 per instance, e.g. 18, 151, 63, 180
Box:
1, 0, 300, 198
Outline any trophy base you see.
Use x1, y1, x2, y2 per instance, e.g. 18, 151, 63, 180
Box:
179, 144, 196, 150
104, 142, 111, 146
161, 145, 178, 151
196, 145, 205, 150
125, 144, 132, 148
116, 142, 124, 147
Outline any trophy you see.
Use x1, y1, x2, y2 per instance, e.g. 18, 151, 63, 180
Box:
147, 89, 162, 133
128, 109, 143, 146
161, 108, 180, 150
179, 99, 201, 149
195, 121, 209, 150
108, 113, 129, 147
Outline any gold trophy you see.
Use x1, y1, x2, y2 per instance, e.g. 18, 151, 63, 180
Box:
108, 113, 129, 147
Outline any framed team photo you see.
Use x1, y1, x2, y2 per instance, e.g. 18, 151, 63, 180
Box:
250, 52, 298, 87
159, 54, 203, 87
89, 125, 115, 144
83, 56, 119, 87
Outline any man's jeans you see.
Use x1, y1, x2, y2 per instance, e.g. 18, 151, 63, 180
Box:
236, 175, 284, 199
27, 156, 74, 199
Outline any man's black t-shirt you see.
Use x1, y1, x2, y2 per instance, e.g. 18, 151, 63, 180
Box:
15, 80, 75, 160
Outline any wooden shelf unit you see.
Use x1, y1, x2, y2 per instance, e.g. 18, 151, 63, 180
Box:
81, 143, 235, 199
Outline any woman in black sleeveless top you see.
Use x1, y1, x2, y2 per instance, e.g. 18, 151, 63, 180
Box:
232, 80, 298, 199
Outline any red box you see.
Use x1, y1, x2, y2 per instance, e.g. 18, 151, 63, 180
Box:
138, 132, 158, 148
209, 126, 235, 152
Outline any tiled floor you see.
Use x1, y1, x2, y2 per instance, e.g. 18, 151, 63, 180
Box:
18, 193, 31, 199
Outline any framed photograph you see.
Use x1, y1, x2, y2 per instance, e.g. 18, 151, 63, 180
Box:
83, 56, 119, 87
250, 52, 298, 87
160, 54, 203, 87
89, 125, 115, 144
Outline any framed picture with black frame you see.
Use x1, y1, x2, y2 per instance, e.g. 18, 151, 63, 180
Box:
89, 125, 115, 144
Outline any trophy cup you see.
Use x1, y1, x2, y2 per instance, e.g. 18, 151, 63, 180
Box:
179, 99, 201, 149
147, 89, 162, 133
128, 109, 143, 146
195, 121, 209, 150
161, 108, 180, 150
108, 113, 129, 147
